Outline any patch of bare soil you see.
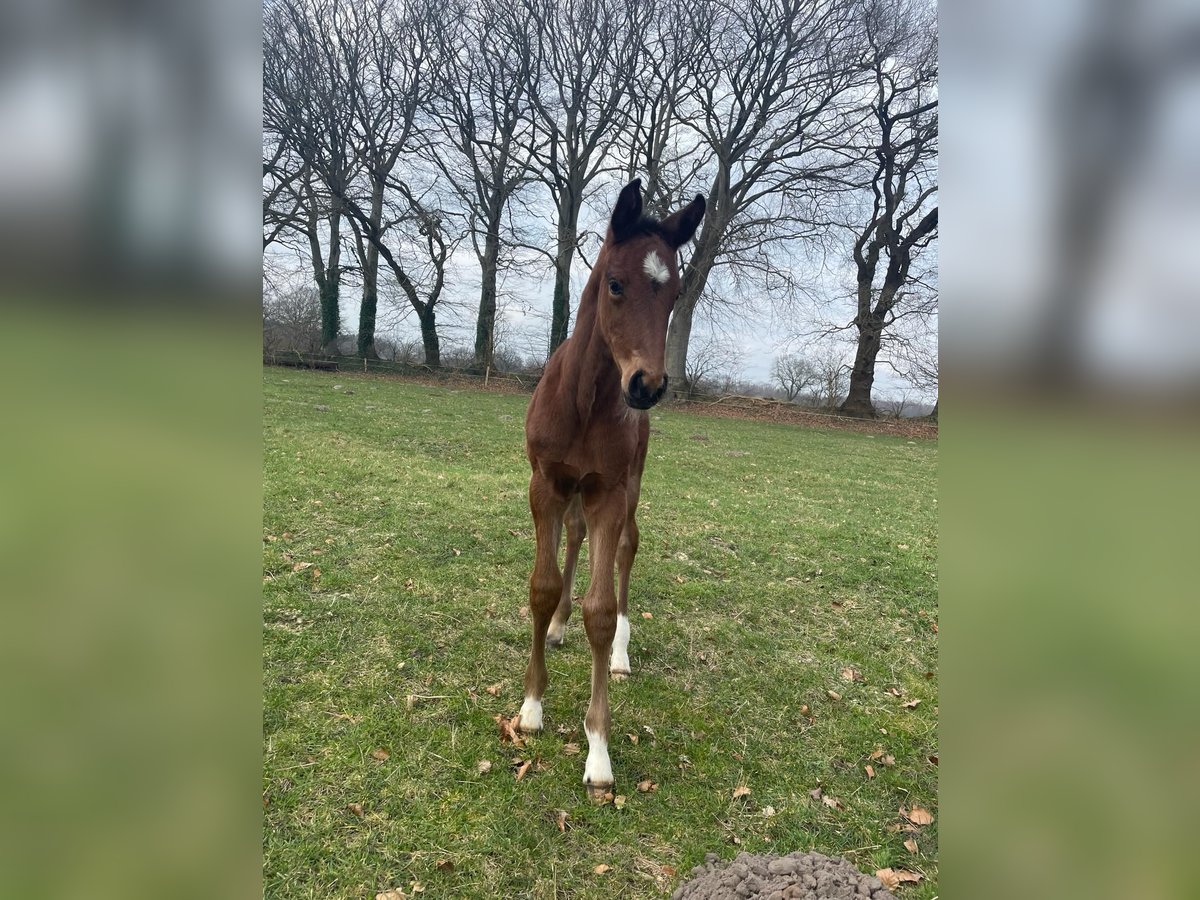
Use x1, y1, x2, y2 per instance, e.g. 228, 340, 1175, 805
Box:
673, 851, 897, 900
669, 397, 937, 440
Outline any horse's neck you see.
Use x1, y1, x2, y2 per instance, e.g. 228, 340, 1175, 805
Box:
562, 278, 620, 425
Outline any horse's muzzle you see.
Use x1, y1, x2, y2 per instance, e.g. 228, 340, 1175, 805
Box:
625, 370, 668, 409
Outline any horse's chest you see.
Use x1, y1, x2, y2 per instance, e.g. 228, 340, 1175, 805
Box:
570, 419, 639, 474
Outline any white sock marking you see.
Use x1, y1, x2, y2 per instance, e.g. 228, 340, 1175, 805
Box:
584, 726, 613, 786
518, 696, 543, 732
643, 250, 669, 285
610, 614, 631, 674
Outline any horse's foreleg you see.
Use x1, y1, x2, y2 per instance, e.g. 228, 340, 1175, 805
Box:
580, 484, 625, 797
519, 473, 565, 733
610, 513, 639, 678
547, 495, 584, 647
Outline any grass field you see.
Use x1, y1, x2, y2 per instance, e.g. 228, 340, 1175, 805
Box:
262, 367, 938, 899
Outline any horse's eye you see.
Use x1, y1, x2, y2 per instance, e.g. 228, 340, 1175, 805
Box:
608, 279, 622, 296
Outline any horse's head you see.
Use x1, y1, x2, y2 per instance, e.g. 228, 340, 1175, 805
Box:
595, 179, 705, 410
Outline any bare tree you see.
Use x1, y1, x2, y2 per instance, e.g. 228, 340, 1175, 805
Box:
685, 329, 745, 395
771, 353, 820, 402
840, 0, 938, 417
262, 139, 310, 249
337, 0, 431, 360
885, 307, 938, 416
427, 0, 538, 370
811, 345, 850, 408
265, 0, 458, 367
520, 0, 647, 352
263, 0, 361, 352
645, 0, 873, 393
263, 284, 324, 354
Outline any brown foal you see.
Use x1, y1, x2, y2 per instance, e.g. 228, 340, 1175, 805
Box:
517, 179, 705, 796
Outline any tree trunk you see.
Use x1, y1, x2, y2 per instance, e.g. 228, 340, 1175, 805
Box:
664, 214, 721, 395
357, 177, 384, 359
474, 223, 501, 371
664, 305, 695, 396
307, 206, 341, 354
549, 198, 579, 352
841, 312, 883, 418
319, 277, 340, 354
417, 305, 440, 368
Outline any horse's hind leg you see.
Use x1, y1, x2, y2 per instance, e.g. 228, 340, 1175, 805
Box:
547, 494, 584, 647
611, 452, 644, 679
519, 472, 566, 733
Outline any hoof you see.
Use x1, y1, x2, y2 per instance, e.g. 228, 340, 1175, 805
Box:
517, 697, 543, 733
586, 783, 615, 804
610, 670, 629, 681
545, 633, 564, 649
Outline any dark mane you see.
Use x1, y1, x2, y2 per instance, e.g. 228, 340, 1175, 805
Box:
612, 216, 668, 244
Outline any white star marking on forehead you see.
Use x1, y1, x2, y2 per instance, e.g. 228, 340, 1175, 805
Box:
643, 250, 670, 285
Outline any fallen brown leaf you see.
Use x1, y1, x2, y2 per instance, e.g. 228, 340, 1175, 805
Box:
886, 686, 904, 697
865, 765, 875, 779
798, 704, 810, 715
876, 868, 922, 890
827, 690, 842, 701
627, 733, 638, 744
732, 785, 751, 799
903, 698, 921, 709
493, 714, 526, 747
808, 787, 823, 801
562, 743, 580, 755
905, 806, 934, 826
292, 561, 312, 572
514, 760, 532, 781
903, 838, 919, 854
613, 795, 627, 810
662, 865, 677, 878
637, 779, 658, 793
821, 795, 844, 810
370, 748, 390, 761
376, 890, 406, 900
840, 667, 863, 682
485, 683, 503, 696
476, 759, 492, 775
928, 754, 938, 766
869, 748, 885, 760
436, 859, 454, 873
642, 611, 653, 619
410, 882, 425, 894
555, 810, 569, 832
594, 864, 611, 875
881, 754, 896, 766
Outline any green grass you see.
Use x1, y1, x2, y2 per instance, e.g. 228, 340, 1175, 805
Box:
262, 367, 938, 899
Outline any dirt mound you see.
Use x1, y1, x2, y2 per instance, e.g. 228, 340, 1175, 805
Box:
672, 851, 897, 900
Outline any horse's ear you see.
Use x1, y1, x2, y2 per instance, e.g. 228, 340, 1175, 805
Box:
610, 179, 643, 241
660, 194, 706, 248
